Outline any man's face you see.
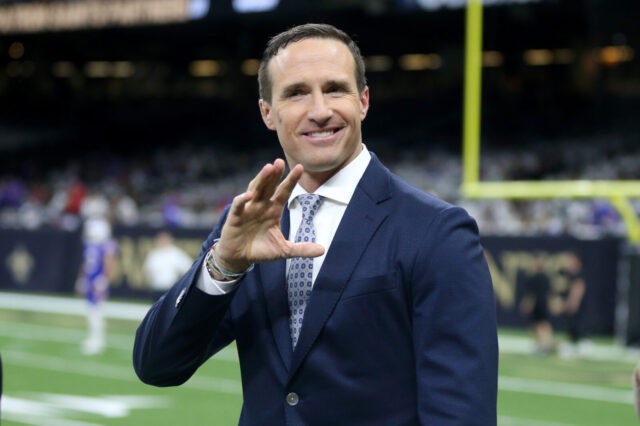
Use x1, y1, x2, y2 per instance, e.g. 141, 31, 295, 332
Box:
259, 38, 369, 181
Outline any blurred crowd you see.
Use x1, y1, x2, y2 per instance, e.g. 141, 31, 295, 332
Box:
1, 137, 639, 238
389, 137, 640, 238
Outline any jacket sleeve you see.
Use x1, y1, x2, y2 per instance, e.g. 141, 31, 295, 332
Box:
412, 206, 498, 425
133, 205, 237, 387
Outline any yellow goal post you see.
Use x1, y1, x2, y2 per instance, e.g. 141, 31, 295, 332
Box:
461, 0, 640, 244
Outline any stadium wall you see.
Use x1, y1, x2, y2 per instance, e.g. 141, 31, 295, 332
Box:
483, 236, 620, 336
0, 228, 625, 336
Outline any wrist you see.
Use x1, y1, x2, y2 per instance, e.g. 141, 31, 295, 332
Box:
205, 240, 254, 281
204, 252, 231, 281
213, 245, 251, 274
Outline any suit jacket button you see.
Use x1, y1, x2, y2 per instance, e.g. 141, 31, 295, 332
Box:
286, 392, 299, 406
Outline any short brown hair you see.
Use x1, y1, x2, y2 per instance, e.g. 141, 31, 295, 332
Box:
258, 23, 367, 102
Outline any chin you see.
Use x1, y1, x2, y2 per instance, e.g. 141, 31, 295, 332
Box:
302, 156, 346, 172
302, 163, 339, 175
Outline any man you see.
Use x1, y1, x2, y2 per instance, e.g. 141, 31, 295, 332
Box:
519, 253, 555, 355
562, 253, 586, 349
134, 23, 498, 425
143, 230, 193, 292
76, 216, 117, 355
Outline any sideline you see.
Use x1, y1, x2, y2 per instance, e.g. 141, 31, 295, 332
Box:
0, 319, 239, 362
499, 376, 633, 405
1, 292, 636, 407
3, 346, 633, 405
2, 291, 639, 363
498, 333, 640, 363
2, 349, 243, 395
0, 291, 151, 320
497, 416, 575, 426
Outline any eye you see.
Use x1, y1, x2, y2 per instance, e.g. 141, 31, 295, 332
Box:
284, 89, 307, 100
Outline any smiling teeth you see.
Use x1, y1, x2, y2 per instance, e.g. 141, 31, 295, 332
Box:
309, 130, 334, 137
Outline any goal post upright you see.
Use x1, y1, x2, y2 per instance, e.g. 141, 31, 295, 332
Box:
462, 0, 483, 187
460, 0, 640, 244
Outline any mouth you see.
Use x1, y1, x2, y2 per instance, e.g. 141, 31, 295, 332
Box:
301, 127, 344, 140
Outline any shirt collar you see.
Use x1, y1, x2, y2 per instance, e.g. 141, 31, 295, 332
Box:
288, 144, 371, 208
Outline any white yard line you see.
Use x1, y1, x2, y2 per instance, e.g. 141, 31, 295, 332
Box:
498, 334, 640, 364
0, 320, 239, 362
0, 321, 135, 350
1, 291, 636, 407
2, 411, 105, 426
499, 376, 633, 405
498, 415, 576, 426
0, 295, 239, 362
3, 346, 633, 405
0, 291, 637, 363
0, 291, 150, 321
2, 349, 242, 395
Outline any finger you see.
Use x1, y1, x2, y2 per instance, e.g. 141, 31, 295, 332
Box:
284, 242, 325, 259
260, 159, 285, 201
251, 161, 284, 201
247, 163, 272, 195
272, 164, 304, 204
229, 191, 253, 217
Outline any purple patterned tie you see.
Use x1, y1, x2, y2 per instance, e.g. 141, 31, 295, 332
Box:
288, 193, 323, 348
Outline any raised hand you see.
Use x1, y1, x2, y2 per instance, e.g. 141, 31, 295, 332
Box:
213, 159, 325, 274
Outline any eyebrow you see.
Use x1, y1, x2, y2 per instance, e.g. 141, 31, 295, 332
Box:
280, 82, 308, 98
323, 80, 352, 91
279, 79, 355, 98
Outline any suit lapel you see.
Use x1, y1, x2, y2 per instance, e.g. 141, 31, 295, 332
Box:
290, 155, 392, 376
261, 207, 293, 370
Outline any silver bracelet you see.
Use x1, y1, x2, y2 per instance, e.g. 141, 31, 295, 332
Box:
206, 239, 254, 280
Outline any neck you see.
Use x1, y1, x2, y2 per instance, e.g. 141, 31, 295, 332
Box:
295, 143, 364, 193
297, 170, 334, 193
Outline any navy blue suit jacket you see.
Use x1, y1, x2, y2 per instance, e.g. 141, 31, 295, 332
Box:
134, 154, 498, 425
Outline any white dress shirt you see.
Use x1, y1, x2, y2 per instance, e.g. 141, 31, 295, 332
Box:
196, 145, 371, 295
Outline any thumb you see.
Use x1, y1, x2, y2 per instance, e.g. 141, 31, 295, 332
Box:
285, 242, 325, 259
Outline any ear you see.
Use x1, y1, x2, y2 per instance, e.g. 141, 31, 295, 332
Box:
259, 99, 276, 131
359, 86, 370, 121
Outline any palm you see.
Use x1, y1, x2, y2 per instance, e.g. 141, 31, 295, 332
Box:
221, 196, 290, 263
215, 159, 324, 272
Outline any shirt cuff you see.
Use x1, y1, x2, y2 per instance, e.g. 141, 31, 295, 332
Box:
196, 259, 240, 295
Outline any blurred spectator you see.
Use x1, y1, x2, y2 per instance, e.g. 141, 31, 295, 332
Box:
162, 193, 183, 228
143, 230, 193, 292
65, 182, 87, 216
0, 138, 638, 235
80, 191, 109, 220
0, 178, 26, 209
113, 193, 139, 225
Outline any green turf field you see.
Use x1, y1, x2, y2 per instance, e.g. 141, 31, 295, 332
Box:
1, 295, 638, 425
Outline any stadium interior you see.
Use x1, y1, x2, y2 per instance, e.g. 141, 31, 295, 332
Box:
1, 0, 639, 235
1, 0, 640, 425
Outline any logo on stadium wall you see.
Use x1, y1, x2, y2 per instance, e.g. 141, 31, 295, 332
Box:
6, 245, 34, 285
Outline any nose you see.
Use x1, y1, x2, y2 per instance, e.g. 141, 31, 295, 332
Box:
307, 91, 332, 125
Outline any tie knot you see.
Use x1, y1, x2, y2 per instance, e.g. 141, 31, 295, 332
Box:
297, 194, 322, 220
